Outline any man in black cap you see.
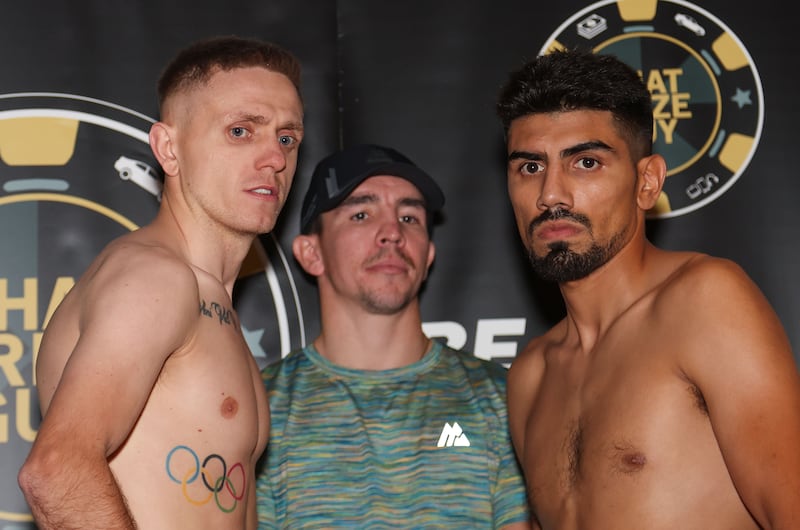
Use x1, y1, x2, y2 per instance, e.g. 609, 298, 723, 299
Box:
255, 144, 530, 529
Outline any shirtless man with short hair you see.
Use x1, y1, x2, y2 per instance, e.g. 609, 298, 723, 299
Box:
18, 36, 304, 529
496, 48, 800, 529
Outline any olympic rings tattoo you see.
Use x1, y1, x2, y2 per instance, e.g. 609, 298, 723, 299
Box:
166, 445, 246, 513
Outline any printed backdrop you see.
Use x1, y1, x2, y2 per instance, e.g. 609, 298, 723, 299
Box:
1, 0, 796, 525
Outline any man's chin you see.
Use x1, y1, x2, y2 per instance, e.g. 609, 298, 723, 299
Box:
361, 292, 415, 315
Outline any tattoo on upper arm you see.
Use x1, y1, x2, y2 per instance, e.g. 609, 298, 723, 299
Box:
199, 299, 234, 325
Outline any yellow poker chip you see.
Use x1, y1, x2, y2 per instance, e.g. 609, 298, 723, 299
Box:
540, 0, 764, 218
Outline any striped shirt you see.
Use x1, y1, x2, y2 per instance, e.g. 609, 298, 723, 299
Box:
256, 340, 529, 528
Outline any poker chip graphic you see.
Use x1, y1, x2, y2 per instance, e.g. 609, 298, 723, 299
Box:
541, 0, 763, 218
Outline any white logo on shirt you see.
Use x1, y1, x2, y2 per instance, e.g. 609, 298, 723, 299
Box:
437, 422, 471, 447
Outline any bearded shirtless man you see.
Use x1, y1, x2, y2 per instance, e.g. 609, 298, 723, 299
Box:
496, 48, 800, 530
18, 36, 304, 529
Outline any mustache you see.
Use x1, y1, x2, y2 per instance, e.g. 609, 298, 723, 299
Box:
527, 208, 592, 239
365, 247, 415, 269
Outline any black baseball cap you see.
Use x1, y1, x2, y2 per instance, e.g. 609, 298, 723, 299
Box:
299, 144, 445, 233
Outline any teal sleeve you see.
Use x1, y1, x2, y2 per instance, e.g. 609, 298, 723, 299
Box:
255, 453, 278, 530
493, 427, 530, 527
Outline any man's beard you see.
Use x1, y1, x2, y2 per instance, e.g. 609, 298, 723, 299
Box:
527, 209, 625, 283
528, 240, 621, 282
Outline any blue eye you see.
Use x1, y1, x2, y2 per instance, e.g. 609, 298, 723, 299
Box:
230, 127, 247, 138
279, 135, 296, 146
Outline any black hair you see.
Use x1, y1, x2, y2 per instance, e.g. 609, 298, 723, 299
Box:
497, 48, 653, 160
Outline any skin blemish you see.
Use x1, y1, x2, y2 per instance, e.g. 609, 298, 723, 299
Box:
220, 395, 239, 419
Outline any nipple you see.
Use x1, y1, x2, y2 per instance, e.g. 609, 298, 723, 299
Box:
612, 442, 647, 474
624, 452, 647, 467
220, 395, 239, 419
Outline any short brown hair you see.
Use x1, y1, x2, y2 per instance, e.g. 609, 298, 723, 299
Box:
157, 35, 301, 113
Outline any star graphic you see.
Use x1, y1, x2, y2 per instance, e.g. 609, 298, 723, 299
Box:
731, 88, 752, 109
242, 326, 266, 359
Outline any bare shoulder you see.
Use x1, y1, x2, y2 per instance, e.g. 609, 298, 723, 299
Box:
655, 251, 778, 326
663, 252, 754, 291
508, 322, 564, 404
75, 235, 201, 351
90, 235, 196, 289
509, 329, 552, 386
651, 250, 793, 377
86, 236, 196, 301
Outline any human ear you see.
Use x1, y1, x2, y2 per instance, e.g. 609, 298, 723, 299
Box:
292, 234, 324, 277
148, 122, 179, 177
636, 154, 667, 211
423, 242, 436, 281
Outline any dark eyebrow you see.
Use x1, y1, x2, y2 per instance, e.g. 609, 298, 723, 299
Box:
339, 194, 426, 210
507, 150, 543, 163
399, 197, 427, 211
561, 140, 613, 158
507, 141, 614, 164
340, 193, 378, 207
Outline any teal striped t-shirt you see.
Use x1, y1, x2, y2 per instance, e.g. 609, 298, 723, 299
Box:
256, 340, 529, 528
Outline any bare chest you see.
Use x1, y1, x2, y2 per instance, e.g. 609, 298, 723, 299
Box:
522, 337, 716, 528
153, 304, 268, 447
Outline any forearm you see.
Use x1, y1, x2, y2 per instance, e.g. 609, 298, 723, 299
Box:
20, 452, 136, 529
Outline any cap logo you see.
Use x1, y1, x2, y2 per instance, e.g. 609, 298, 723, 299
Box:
324, 167, 340, 199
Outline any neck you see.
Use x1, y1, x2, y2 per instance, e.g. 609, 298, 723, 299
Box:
558, 235, 656, 353
152, 195, 255, 296
315, 301, 430, 370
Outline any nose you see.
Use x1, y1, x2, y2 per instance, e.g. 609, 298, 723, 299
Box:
536, 167, 572, 211
256, 137, 288, 173
376, 216, 404, 246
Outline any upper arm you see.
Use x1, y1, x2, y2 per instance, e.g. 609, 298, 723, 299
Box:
492, 362, 534, 529
37, 247, 199, 458
677, 258, 800, 528
507, 341, 545, 460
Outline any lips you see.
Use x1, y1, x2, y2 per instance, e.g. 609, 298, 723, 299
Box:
529, 208, 591, 242
248, 186, 278, 199
535, 221, 583, 240
367, 259, 409, 273
365, 250, 413, 273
